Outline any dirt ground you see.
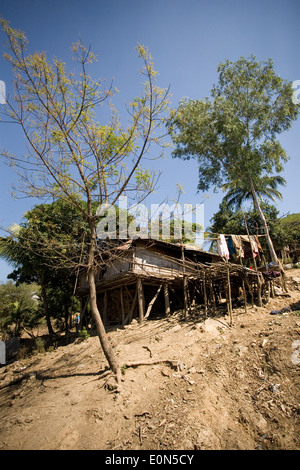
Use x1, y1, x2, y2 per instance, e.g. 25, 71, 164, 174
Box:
0, 269, 300, 451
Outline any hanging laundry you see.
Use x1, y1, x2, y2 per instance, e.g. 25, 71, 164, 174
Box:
240, 235, 259, 258
217, 234, 230, 259
227, 236, 236, 256
231, 235, 245, 259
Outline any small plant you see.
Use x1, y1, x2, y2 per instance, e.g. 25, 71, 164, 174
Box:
34, 337, 45, 354
78, 327, 90, 342
121, 364, 127, 375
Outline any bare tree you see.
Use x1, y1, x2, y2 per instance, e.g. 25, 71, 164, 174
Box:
0, 19, 170, 382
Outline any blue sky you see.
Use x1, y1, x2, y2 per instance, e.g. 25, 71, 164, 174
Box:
0, 0, 299, 281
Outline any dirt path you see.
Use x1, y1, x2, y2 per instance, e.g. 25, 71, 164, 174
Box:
0, 270, 299, 450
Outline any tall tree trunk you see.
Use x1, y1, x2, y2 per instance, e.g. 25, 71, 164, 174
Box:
39, 272, 54, 336
87, 220, 121, 382
249, 179, 279, 264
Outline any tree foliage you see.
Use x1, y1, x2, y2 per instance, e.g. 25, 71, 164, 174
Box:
0, 281, 41, 337
169, 56, 298, 192
221, 175, 286, 210
168, 55, 299, 262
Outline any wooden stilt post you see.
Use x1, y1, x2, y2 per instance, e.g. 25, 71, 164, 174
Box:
227, 264, 233, 326
164, 283, 171, 317
137, 277, 144, 323
125, 285, 133, 302
181, 241, 189, 319
183, 275, 189, 319
203, 271, 208, 319
239, 256, 247, 314
243, 211, 262, 306
127, 286, 138, 325
191, 285, 196, 307
242, 276, 247, 314
209, 277, 216, 315
144, 284, 162, 320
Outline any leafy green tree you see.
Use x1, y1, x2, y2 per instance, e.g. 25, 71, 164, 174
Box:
168, 55, 299, 264
0, 199, 88, 335
221, 175, 286, 210
0, 281, 41, 337
277, 213, 300, 260
208, 200, 293, 258
0, 199, 136, 337
0, 19, 170, 382
280, 213, 300, 245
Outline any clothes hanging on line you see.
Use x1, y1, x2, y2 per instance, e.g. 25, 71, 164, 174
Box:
227, 235, 245, 259
239, 235, 259, 258
227, 234, 262, 260
217, 234, 230, 259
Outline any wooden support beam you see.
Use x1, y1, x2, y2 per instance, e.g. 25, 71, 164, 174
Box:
242, 277, 247, 314
203, 272, 208, 319
243, 211, 262, 306
123, 286, 138, 326
238, 256, 247, 313
164, 283, 171, 317
137, 277, 145, 323
183, 275, 189, 319
209, 278, 216, 315
227, 265, 233, 326
125, 285, 133, 302
144, 284, 162, 320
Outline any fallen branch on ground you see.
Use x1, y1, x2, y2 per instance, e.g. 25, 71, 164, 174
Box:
122, 359, 179, 369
